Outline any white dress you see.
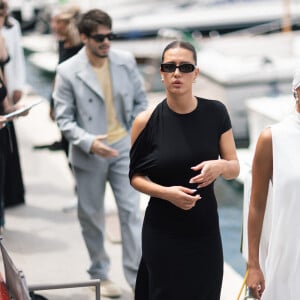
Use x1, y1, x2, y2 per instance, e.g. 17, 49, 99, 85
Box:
261, 111, 300, 299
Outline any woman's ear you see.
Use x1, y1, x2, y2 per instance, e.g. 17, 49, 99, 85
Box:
80, 33, 87, 44
160, 68, 164, 82
195, 66, 200, 77
192, 66, 200, 82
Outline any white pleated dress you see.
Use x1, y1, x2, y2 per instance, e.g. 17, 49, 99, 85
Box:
261, 111, 300, 300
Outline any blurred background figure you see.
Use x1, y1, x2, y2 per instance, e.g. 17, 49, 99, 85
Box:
0, 9, 9, 230
1, 0, 26, 104
50, 5, 82, 212
0, 0, 29, 230
0, 0, 26, 209
49, 4, 82, 135
32, 5, 83, 212
50, 5, 82, 66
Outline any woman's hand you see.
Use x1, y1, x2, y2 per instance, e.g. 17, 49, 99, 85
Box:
0, 115, 7, 129
190, 160, 222, 188
165, 186, 201, 210
5, 103, 29, 121
247, 266, 265, 299
14, 103, 29, 117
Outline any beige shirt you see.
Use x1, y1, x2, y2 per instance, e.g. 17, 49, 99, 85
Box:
93, 59, 127, 144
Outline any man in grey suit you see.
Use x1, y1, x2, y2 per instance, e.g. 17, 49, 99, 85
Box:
53, 9, 147, 298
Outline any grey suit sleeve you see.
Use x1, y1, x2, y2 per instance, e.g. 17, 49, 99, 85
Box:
128, 55, 148, 125
53, 71, 95, 154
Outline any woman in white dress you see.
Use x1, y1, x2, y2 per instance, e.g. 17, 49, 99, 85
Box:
247, 70, 300, 300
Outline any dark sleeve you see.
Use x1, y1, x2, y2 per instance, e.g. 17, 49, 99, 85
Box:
129, 110, 158, 181
217, 101, 232, 135
0, 55, 10, 70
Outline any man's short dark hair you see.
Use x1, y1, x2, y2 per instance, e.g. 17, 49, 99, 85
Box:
77, 9, 112, 36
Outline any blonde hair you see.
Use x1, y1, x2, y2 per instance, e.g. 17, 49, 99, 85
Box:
53, 5, 82, 47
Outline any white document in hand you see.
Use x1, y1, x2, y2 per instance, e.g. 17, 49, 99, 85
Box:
5, 99, 44, 119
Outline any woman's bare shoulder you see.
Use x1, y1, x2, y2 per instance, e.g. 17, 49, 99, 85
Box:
136, 107, 155, 123
258, 127, 272, 144
131, 106, 156, 144
254, 127, 272, 161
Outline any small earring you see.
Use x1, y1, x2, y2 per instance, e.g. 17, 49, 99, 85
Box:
161, 78, 164, 82
294, 91, 299, 103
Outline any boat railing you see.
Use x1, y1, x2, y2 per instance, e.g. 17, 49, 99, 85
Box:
222, 16, 300, 37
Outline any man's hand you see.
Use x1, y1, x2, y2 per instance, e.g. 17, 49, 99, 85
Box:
90, 135, 119, 158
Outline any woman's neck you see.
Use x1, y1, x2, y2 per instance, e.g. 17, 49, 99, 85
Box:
166, 94, 197, 114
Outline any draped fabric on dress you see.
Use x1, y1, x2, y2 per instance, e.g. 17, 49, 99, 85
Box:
130, 97, 232, 300
260, 112, 300, 300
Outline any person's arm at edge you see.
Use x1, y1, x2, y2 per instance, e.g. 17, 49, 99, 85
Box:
218, 129, 240, 179
247, 127, 273, 299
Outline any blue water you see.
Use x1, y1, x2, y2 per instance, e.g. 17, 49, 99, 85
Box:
215, 178, 245, 275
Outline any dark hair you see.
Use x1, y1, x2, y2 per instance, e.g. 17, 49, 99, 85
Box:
161, 41, 197, 64
0, 0, 13, 28
77, 9, 112, 36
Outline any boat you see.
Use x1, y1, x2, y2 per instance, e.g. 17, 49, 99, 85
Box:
236, 93, 295, 184
14, 0, 300, 38
112, 0, 300, 39
196, 30, 300, 143
9, 0, 57, 32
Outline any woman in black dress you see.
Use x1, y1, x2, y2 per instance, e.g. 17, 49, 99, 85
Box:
129, 41, 240, 300
0, 25, 28, 229
0, 70, 8, 229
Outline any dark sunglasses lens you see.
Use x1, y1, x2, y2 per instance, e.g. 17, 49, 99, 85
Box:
92, 33, 116, 42
161, 64, 176, 72
92, 35, 105, 42
107, 33, 116, 40
161, 63, 195, 73
179, 64, 195, 73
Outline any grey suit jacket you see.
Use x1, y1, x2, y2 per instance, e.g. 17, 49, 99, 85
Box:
53, 47, 148, 171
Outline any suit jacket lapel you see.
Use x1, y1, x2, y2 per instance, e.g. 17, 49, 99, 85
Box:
75, 49, 105, 100
109, 50, 123, 100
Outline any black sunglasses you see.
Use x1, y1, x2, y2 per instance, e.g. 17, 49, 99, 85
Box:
88, 33, 117, 42
161, 63, 195, 73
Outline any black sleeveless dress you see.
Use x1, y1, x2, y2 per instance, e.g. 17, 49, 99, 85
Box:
130, 97, 232, 300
